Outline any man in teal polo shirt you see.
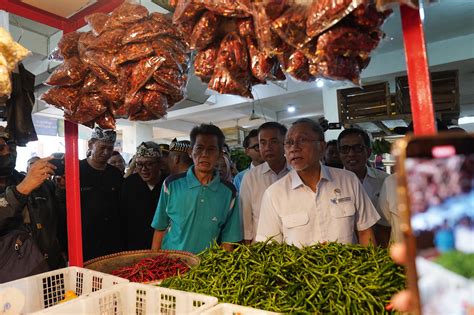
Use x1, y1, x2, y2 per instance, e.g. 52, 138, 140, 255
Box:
151, 124, 242, 253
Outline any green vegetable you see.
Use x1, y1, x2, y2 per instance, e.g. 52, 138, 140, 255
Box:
435, 250, 474, 279
161, 242, 405, 314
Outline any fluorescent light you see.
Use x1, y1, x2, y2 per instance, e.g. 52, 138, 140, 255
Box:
287, 106, 295, 113
459, 116, 474, 125
316, 79, 324, 88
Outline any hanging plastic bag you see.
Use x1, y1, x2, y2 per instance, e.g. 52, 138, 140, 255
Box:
237, 18, 255, 37
312, 54, 361, 85
272, 4, 312, 49
40, 86, 80, 115
82, 73, 102, 93
122, 20, 169, 45
194, 44, 219, 82
283, 50, 316, 82
250, 1, 286, 56
208, 66, 252, 99
149, 13, 184, 40
152, 67, 186, 93
85, 13, 110, 36
122, 89, 145, 117
197, 0, 251, 18
142, 90, 168, 118
172, 0, 204, 24
306, 0, 364, 38
73, 93, 108, 123
105, 1, 149, 29
87, 28, 125, 52
216, 32, 249, 76
57, 31, 81, 58
246, 36, 275, 82
45, 56, 88, 86
348, 3, 392, 30
95, 111, 116, 129
129, 107, 158, 121
127, 56, 165, 98
190, 11, 221, 50
100, 83, 123, 105
115, 42, 154, 64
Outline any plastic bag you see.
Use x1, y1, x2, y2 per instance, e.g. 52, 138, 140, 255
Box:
194, 44, 219, 82
0, 65, 11, 99
150, 13, 184, 40
129, 107, 158, 121
115, 42, 154, 64
208, 66, 252, 99
173, 0, 204, 24
166, 90, 185, 107
152, 67, 186, 92
246, 36, 275, 82
85, 13, 110, 36
156, 35, 190, 55
87, 28, 125, 52
190, 11, 221, 50
284, 50, 315, 82
272, 4, 312, 49
84, 50, 120, 78
0, 27, 31, 72
40, 86, 80, 114
251, 1, 286, 56
128, 56, 165, 97
57, 31, 81, 58
78, 32, 96, 54
45, 56, 88, 86
348, 3, 392, 30
82, 73, 102, 93
122, 89, 145, 117
142, 90, 168, 118
105, 1, 149, 29
237, 18, 255, 37
376, 0, 418, 11
152, 41, 189, 73
311, 55, 361, 84
216, 33, 248, 76
100, 83, 123, 105
95, 111, 116, 129
73, 93, 107, 123
198, 0, 251, 18
122, 20, 170, 45
306, 0, 364, 38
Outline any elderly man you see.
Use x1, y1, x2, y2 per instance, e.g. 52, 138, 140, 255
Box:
120, 142, 164, 250
80, 127, 123, 261
239, 122, 290, 243
337, 128, 390, 247
256, 118, 380, 247
151, 124, 242, 254
167, 138, 193, 176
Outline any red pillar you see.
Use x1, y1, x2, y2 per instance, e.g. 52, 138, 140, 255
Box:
400, 5, 436, 135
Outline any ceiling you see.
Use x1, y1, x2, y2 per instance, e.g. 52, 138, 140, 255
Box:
7, 0, 474, 141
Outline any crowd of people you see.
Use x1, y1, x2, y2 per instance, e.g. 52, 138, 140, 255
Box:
1, 119, 411, 280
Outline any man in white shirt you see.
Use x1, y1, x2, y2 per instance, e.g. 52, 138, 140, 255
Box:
377, 174, 401, 243
240, 122, 291, 243
256, 118, 379, 247
233, 129, 264, 193
338, 128, 390, 247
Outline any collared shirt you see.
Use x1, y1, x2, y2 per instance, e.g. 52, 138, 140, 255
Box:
256, 165, 380, 247
151, 166, 242, 254
377, 174, 401, 242
239, 161, 291, 241
362, 167, 390, 226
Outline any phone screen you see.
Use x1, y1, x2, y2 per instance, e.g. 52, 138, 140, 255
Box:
404, 136, 474, 314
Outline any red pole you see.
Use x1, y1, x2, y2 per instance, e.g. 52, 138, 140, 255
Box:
400, 5, 436, 135
63, 25, 83, 267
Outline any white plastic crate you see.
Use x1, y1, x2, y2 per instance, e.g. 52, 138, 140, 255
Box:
34, 282, 218, 315
0, 266, 128, 314
201, 303, 281, 315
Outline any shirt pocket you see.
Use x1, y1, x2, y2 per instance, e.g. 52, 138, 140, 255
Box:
328, 203, 356, 243
282, 212, 310, 229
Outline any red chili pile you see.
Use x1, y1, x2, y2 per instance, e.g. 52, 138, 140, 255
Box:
111, 255, 190, 282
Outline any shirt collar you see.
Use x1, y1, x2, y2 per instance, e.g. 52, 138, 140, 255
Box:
365, 166, 377, 179
290, 163, 331, 190
261, 161, 290, 175
186, 166, 220, 191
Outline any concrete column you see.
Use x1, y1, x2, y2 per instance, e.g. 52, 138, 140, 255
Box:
119, 122, 153, 155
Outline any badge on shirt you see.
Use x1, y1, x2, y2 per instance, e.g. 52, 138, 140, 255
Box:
330, 188, 352, 204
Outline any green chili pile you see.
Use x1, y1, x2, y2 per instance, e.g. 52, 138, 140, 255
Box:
161, 242, 405, 314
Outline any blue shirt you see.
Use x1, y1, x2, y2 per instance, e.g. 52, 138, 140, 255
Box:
151, 166, 242, 254
233, 168, 249, 193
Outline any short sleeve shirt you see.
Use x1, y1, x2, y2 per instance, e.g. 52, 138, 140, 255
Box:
151, 166, 242, 254
362, 167, 390, 226
256, 165, 380, 247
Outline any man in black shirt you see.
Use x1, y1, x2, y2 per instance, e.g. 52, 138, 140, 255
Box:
80, 127, 123, 261
120, 142, 163, 250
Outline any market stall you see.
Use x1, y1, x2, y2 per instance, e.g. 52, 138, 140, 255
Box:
0, 0, 442, 313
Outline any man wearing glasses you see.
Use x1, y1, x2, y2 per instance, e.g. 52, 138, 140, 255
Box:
337, 128, 390, 247
233, 129, 264, 193
240, 122, 291, 243
80, 127, 123, 261
120, 142, 164, 250
256, 119, 379, 247
151, 124, 242, 253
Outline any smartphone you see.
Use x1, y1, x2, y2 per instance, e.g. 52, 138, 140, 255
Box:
50, 153, 65, 176
393, 132, 474, 315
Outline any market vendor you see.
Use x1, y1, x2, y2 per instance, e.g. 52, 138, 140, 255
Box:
151, 124, 242, 254
80, 127, 123, 261
256, 118, 380, 246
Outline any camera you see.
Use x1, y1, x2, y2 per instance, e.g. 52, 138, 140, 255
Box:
50, 153, 65, 176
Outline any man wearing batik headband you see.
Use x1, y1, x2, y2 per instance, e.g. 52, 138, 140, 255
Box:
167, 138, 193, 175
120, 142, 164, 250
80, 126, 123, 261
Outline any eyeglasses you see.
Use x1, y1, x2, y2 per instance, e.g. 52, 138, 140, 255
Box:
284, 138, 320, 148
339, 144, 367, 154
248, 144, 259, 151
136, 161, 159, 169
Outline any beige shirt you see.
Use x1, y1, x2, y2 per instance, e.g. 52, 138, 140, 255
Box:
256, 165, 380, 247
362, 167, 390, 226
239, 161, 291, 241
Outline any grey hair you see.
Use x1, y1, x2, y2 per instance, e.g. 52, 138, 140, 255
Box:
291, 118, 325, 141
